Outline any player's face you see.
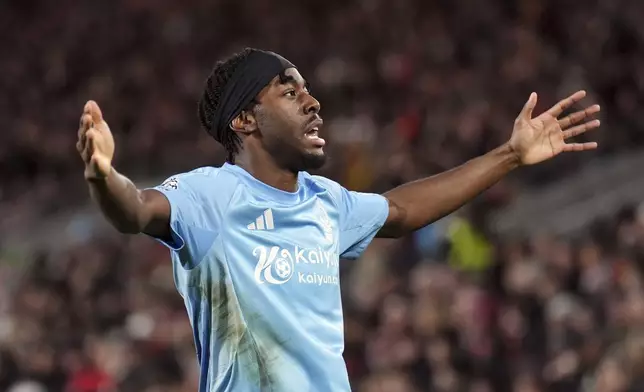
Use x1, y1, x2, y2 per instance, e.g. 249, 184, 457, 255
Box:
253, 68, 326, 172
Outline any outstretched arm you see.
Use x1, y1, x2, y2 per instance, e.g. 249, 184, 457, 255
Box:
378, 90, 600, 238
77, 101, 171, 239
379, 143, 518, 238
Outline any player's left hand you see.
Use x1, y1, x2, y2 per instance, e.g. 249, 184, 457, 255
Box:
509, 90, 600, 165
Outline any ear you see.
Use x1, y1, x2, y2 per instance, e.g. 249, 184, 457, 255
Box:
230, 110, 257, 135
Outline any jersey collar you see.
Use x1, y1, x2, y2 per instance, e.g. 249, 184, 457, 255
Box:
222, 163, 305, 205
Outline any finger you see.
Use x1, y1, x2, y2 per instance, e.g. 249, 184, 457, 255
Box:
558, 105, 600, 129
86, 128, 99, 144
76, 136, 89, 154
85, 100, 104, 124
562, 120, 601, 139
562, 142, 598, 152
78, 114, 93, 140
547, 90, 586, 117
82, 131, 97, 161
520, 92, 538, 120
81, 139, 92, 162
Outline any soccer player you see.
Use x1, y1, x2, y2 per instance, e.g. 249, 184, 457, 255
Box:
76, 48, 600, 391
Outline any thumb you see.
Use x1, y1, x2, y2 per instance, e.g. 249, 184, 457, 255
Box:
521, 92, 538, 120
84, 100, 104, 124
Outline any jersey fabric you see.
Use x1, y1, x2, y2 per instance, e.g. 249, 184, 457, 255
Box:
149, 163, 389, 392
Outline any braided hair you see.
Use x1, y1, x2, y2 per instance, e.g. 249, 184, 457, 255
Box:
198, 48, 254, 164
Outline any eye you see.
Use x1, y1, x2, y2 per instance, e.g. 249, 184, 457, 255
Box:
284, 90, 296, 97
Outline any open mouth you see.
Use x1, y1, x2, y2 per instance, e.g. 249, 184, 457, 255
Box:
305, 121, 326, 147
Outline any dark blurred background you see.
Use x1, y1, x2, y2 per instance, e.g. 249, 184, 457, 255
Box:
2, 0, 644, 391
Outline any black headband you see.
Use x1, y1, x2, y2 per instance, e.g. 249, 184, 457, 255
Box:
210, 49, 295, 143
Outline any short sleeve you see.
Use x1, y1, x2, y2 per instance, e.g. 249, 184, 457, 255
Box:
150, 175, 197, 251
310, 175, 389, 259
146, 167, 224, 270
337, 188, 390, 259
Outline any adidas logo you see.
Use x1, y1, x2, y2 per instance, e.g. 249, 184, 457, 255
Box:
247, 209, 275, 231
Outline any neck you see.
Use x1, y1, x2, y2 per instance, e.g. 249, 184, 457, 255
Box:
234, 151, 299, 192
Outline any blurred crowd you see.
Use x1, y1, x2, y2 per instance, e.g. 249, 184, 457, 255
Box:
4, 201, 644, 392
4, 0, 644, 235
343, 205, 644, 392
3, 0, 644, 390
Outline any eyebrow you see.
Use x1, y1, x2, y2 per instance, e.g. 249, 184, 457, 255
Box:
278, 73, 311, 91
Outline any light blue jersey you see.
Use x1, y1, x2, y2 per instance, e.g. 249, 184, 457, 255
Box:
149, 163, 389, 392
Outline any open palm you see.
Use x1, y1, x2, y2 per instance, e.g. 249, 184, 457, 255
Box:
77, 100, 115, 179
509, 90, 600, 166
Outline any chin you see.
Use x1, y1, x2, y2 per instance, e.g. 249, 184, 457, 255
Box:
300, 150, 327, 171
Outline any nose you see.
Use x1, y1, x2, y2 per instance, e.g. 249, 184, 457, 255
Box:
304, 94, 320, 115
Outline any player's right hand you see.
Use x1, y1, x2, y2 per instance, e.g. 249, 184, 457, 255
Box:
77, 100, 115, 180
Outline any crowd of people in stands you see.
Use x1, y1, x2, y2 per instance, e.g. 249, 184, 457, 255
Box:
3, 0, 644, 390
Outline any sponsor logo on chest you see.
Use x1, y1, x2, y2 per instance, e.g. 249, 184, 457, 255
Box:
252, 245, 339, 286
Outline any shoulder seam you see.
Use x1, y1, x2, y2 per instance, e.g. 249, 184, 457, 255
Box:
309, 175, 341, 209
219, 175, 243, 220
309, 175, 344, 232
